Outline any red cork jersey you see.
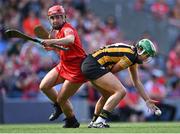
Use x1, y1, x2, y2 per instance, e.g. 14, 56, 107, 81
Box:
55, 22, 86, 62
54, 22, 87, 83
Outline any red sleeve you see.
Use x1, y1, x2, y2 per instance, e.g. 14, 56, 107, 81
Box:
63, 27, 74, 36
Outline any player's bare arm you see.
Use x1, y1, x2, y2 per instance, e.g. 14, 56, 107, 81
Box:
128, 64, 150, 101
128, 64, 160, 113
42, 34, 74, 46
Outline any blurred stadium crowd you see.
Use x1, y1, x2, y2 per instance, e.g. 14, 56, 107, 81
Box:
0, 0, 180, 121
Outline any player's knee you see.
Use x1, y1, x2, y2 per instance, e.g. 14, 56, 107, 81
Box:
121, 89, 126, 98
39, 82, 47, 92
116, 88, 126, 98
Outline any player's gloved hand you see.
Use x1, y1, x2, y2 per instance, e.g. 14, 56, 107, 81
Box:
146, 99, 160, 112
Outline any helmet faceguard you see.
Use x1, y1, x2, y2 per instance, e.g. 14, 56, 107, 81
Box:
48, 5, 66, 30
136, 39, 157, 62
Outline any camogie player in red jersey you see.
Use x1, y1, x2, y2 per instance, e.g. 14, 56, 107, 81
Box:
39, 5, 87, 128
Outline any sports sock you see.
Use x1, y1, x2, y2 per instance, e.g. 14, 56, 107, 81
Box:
99, 109, 111, 119
92, 114, 98, 122
95, 109, 111, 123
54, 102, 62, 112
67, 116, 77, 122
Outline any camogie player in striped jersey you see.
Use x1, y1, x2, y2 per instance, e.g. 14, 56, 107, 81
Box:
81, 39, 161, 128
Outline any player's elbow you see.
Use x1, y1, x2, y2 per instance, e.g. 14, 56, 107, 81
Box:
67, 35, 75, 44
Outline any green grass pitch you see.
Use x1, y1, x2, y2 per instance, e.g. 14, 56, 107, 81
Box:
0, 122, 180, 133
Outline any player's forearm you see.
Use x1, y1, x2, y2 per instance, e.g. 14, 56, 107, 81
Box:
43, 35, 74, 46
54, 35, 75, 45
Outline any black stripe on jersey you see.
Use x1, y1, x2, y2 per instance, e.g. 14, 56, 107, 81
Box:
95, 52, 125, 60
106, 45, 131, 49
125, 53, 136, 62
125, 52, 142, 64
103, 62, 116, 68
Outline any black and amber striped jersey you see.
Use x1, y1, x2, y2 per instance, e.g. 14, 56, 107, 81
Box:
91, 43, 142, 70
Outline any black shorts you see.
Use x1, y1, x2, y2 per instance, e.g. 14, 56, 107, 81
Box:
81, 55, 109, 80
